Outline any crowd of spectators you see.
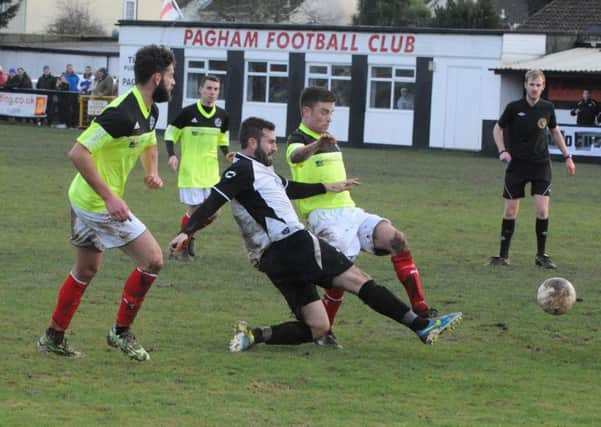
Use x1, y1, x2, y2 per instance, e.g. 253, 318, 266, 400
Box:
0, 63, 118, 127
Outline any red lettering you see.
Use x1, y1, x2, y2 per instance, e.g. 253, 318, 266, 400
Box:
306, 32, 315, 50
291, 32, 304, 50
245, 31, 258, 48
231, 31, 241, 48
206, 30, 216, 47
340, 34, 348, 51
326, 34, 338, 51
316, 33, 325, 50
277, 32, 289, 49
379, 35, 388, 53
405, 35, 415, 53
391, 35, 403, 53
183, 29, 193, 45
193, 30, 203, 46
368, 34, 378, 52
218, 30, 229, 46
351, 34, 359, 51
266, 31, 276, 48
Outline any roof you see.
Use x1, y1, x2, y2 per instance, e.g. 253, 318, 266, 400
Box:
494, 47, 601, 74
520, 0, 601, 33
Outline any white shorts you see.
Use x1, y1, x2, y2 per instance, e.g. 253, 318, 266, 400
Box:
179, 188, 212, 206
307, 207, 389, 260
70, 205, 146, 251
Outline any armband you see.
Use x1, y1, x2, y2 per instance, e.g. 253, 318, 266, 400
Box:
563, 154, 572, 160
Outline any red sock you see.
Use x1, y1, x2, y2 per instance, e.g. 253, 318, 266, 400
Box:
115, 268, 157, 328
51, 273, 88, 331
391, 252, 429, 313
322, 288, 345, 327
180, 213, 190, 229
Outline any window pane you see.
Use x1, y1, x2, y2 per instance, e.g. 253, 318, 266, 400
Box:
125, 2, 135, 19
332, 80, 351, 107
371, 66, 392, 78
269, 77, 288, 103
248, 62, 267, 73
218, 81, 226, 100
247, 76, 266, 102
394, 83, 415, 110
395, 68, 415, 78
309, 65, 328, 75
370, 81, 392, 109
332, 65, 351, 77
308, 78, 328, 88
270, 63, 287, 73
186, 73, 202, 98
188, 60, 206, 70
209, 60, 227, 72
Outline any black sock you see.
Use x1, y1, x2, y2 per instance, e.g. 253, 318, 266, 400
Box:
261, 321, 313, 345
499, 218, 515, 258
357, 280, 428, 331
46, 327, 64, 344
536, 218, 549, 256
115, 326, 129, 336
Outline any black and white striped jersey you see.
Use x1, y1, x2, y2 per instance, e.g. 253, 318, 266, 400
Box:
182, 152, 326, 266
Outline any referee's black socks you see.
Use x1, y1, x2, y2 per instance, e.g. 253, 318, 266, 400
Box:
499, 218, 515, 258
536, 218, 549, 255
358, 280, 428, 331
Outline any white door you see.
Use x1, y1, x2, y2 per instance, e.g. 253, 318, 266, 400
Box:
444, 66, 482, 150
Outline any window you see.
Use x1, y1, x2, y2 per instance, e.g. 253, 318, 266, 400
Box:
124, 0, 137, 20
185, 59, 228, 100
368, 66, 416, 110
306, 64, 352, 107
246, 61, 288, 103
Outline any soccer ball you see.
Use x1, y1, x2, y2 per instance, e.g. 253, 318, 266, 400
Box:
537, 277, 576, 315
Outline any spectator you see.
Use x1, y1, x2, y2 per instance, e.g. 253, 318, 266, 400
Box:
0, 65, 7, 87
55, 74, 71, 128
92, 68, 113, 96
16, 67, 33, 89
78, 65, 94, 94
62, 64, 80, 128
396, 87, 414, 110
570, 89, 599, 126
5, 67, 20, 89
37, 65, 58, 126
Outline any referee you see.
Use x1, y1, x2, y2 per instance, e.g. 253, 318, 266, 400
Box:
489, 69, 576, 269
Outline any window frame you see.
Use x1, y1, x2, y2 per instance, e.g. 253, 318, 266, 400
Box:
367, 65, 416, 111
183, 58, 228, 102
123, 0, 137, 20
244, 60, 289, 104
305, 62, 352, 108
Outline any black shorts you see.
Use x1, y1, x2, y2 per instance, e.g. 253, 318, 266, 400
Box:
258, 230, 354, 319
503, 160, 552, 199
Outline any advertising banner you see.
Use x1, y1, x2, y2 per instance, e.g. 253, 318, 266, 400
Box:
0, 92, 47, 117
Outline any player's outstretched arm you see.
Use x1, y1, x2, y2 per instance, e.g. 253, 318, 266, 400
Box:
140, 144, 163, 189
324, 178, 360, 193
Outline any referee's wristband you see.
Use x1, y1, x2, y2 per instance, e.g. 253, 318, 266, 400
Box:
563, 153, 572, 160
498, 150, 507, 155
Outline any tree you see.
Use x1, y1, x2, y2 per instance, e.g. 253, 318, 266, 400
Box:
0, 0, 22, 29
353, 0, 431, 27
193, 0, 304, 23
291, 0, 353, 25
431, 0, 502, 29
46, 0, 106, 36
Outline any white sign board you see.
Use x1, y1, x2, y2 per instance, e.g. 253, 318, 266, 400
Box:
552, 125, 601, 158
0, 92, 47, 117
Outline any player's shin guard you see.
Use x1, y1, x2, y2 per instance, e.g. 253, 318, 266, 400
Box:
391, 252, 428, 313
51, 272, 88, 331
115, 268, 157, 328
257, 321, 313, 345
358, 280, 428, 331
322, 288, 345, 326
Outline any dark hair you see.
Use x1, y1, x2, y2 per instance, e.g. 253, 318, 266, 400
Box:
198, 74, 220, 89
134, 44, 175, 85
300, 86, 336, 109
239, 117, 275, 149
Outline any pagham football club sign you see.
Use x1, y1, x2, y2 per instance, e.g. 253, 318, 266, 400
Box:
0, 92, 47, 117
550, 125, 601, 158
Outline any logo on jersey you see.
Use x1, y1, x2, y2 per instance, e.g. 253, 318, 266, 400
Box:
149, 116, 156, 130
224, 170, 236, 179
134, 121, 140, 130
517, 112, 526, 117
537, 118, 548, 129
214, 118, 222, 128
191, 117, 198, 124
128, 140, 138, 148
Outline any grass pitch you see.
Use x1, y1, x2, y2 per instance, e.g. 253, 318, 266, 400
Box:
1, 122, 600, 426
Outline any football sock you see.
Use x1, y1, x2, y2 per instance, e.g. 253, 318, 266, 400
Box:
357, 280, 428, 331
391, 252, 428, 313
115, 268, 157, 328
499, 218, 515, 258
51, 272, 88, 331
322, 288, 345, 326
46, 327, 65, 345
536, 218, 549, 255
260, 321, 313, 345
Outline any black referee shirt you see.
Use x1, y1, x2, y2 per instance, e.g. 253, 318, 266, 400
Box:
498, 98, 556, 162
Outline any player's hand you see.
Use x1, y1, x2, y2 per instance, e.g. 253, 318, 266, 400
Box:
499, 151, 512, 163
168, 233, 189, 256
144, 174, 163, 189
317, 133, 336, 149
105, 195, 131, 222
167, 155, 179, 172
324, 178, 360, 193
226, 151, 235, 162
565, 157, 576, 176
